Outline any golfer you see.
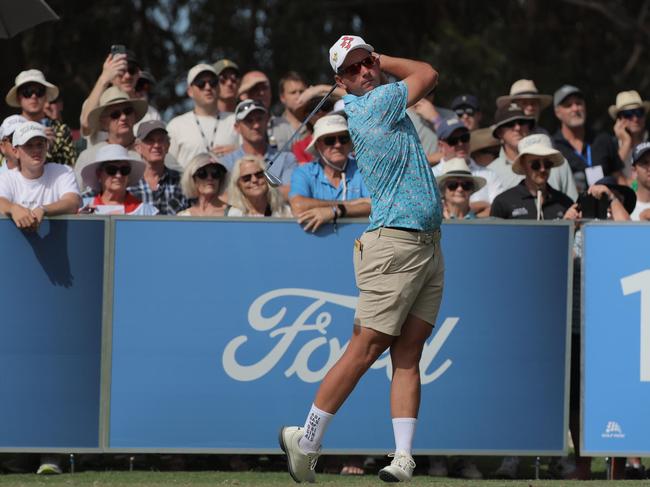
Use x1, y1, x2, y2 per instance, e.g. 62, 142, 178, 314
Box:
280, 35, 444, 483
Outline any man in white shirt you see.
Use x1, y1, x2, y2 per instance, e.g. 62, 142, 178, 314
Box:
0, 122, 80, 230
167, 64, 239, 168
630, 142, 650, 220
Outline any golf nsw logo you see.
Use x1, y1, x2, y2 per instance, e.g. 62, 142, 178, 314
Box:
222, 288, 458, 383
601, 421, 625, 439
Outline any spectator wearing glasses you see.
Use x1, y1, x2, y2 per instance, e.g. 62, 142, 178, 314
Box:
225, 154, 291, 217
75, 87, 147, 192
496, 79, 552, 134
0, 115, 27, 172
178, 153, 228, 217
289, 114, 370, 232
79, 144, 156, 215
490, 134, 573, 220
630, 142, 650, 220
551, 85, 624, 193
213, 59, 241, 114
433, 118, 503, 216
238, 70, 293, 151
439, 158, 486, 221
451, 94, 482, 131
167, 64, 239, 168
221, 99, 297, 199
609, 90, 649, 178
130, 121, 188, 215
5, 69, 76, 166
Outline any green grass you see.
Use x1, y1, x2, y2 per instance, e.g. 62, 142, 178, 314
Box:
0, 471, 648, 487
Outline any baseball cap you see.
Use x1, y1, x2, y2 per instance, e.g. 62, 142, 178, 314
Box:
187, 63, 218, 86
136, 120, 168, 140
451, 94, 480, 111
237, 71, 270, 97
12, 121, 47, 147
213, 59, 240, 76
234, 99, 267, 121
633, 141, 650, 165
0, 115, 28, 141
553, 85, 583, 107
437, 118, 468, 141
329, 35, 374, 73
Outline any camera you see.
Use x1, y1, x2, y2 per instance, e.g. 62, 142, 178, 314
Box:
577, 192, 609, 219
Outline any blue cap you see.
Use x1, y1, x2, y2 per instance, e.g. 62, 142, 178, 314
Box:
633, 141, 650, 165
451, 94, 479, 111
437, 118, 468, 141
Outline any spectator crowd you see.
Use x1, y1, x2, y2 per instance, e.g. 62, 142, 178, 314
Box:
0, 44, 649, 480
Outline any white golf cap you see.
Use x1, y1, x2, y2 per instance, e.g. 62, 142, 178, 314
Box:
329, 35, 374, 73
187, 63, 218, 86
307, 114, 349, 154
0, 114, 28, 140
12, 121, 47, 147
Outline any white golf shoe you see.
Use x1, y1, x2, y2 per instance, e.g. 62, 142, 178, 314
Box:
279, 426, 320, 483
379, 451, 416, 482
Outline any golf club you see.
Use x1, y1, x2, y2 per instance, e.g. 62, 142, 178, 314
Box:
264, 84, 338, 187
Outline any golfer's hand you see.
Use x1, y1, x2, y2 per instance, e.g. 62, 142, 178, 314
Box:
10, 204, 37, 230
297, 207, 335, 233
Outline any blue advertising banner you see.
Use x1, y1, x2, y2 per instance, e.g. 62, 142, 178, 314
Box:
0, 218, 104, 450
109, 219, 571, 454
582, 223, 650, 456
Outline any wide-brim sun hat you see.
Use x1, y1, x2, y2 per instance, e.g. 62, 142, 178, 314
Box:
608, 90, 650, 120
496, 79, 552, 110
512, 133, 564, 175
436, 157, 486, 194
81, 144, 145, 192
87, 86, 148, 133
306, 114, 349, 155
5, 69, 59, 108
469, 127, 500, 154
594, 176, 637, 214
491, 103, 535, 139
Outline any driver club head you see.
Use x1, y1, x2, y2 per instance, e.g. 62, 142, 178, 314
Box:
264, 170, 283, 187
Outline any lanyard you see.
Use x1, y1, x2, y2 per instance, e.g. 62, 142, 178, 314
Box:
575, 144, 592, 167
193, 112, 219, 153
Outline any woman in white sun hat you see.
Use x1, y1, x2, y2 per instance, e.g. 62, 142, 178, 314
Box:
79, 144, 157, 215
437, 157, 487, 220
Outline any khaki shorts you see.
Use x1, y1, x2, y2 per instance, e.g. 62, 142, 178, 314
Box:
353, 227, 445, 336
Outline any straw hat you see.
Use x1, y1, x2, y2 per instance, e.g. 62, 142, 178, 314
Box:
437, 158, 487, 194
608, 90, 650, 120
496, 79, 552, 110
87, 87, 148, 133
512, 134, 564, 175
5, 69, 59, 107
469, 127, 500, 154
80, 144, 145, 192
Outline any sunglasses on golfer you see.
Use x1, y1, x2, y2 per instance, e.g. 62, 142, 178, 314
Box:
194, 164, 225, 180
103, 164, 132, 176
529, 158, 554, 171
193, 78, 218, 89
445, 180, 474, 191
322, 134, 351, 146
18, 84, 46, 98
619, 108, 645, 120
445, 132, 470, 146
338, 56, 377, 76
240, 170, 265, 183
108, 106, 135, 119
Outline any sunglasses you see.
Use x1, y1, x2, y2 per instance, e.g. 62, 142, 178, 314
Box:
194, 164, 225, 180
240, 170, 265, 183
219, 73, 240, 83
446, 180, 474, 191
445, 132, 470, 146
474, 148, 500, 158
529, 158, 554, 171
338, 56, 377, 76
103, 164, 131, 176
454, 107, 476, 117
109, 106, 135, 119
619, 108, 645, 119
18, 85, 46, 98
193, 78, 218, 89
502, 119, 534, 130
322, 134, 351, 146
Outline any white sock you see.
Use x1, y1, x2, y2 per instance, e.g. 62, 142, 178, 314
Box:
392, 417, 417, 455
298, 403, 333, 453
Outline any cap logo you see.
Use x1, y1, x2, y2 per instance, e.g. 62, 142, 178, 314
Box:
332, 52, 338, 63
340, 36, 354, 50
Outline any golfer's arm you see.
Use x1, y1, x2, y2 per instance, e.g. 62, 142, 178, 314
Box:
377, 54, 437, 108
290, 195, 371, 216
42, 193, 82, 216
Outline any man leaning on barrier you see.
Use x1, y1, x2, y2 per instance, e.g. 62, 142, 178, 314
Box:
0, 122, 81, 231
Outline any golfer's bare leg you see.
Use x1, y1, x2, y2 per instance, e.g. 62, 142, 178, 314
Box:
314, 324, 394, 413
389, 313, 433, 417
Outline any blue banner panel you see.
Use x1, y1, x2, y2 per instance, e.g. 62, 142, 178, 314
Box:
583, 223, 650, 456
109, 220, 570, 454
0, 218, 104, 449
